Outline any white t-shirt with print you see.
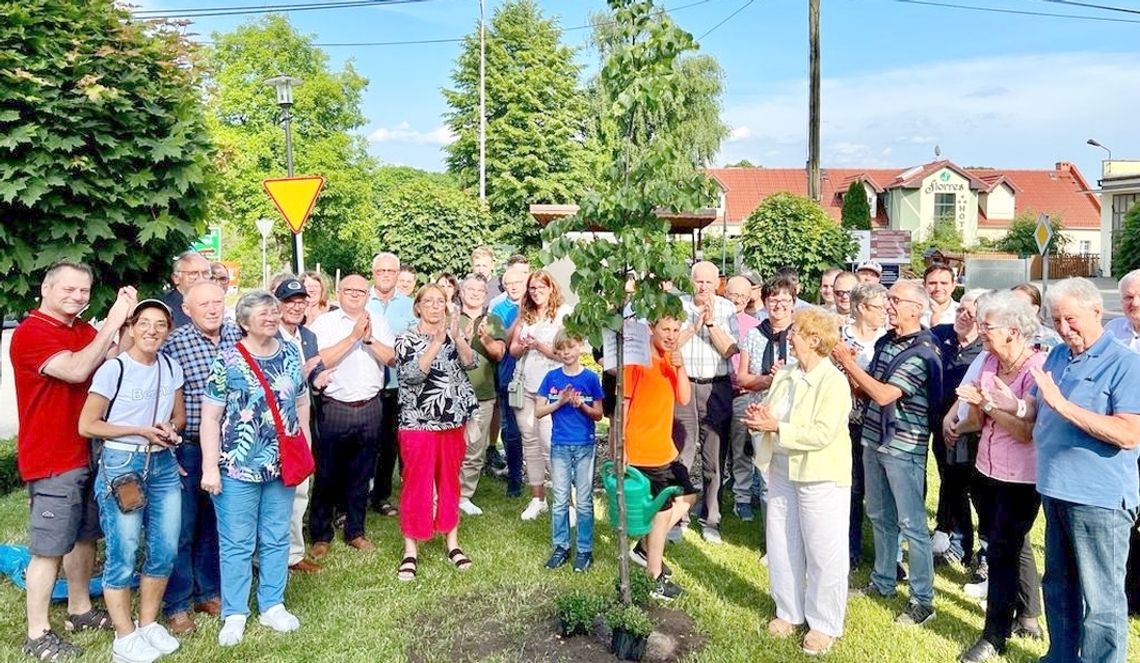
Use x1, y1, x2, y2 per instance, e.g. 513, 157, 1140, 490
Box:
89, 353, 185, 446
517, 305, 571, 394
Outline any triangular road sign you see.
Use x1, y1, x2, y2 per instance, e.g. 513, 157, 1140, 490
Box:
262, 176, 325, 234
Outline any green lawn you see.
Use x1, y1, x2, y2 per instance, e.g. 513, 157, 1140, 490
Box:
0, 459, 1137, 662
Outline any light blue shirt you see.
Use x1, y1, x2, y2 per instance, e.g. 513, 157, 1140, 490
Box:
1104, 317, 1140, 354
366, 290, 416, 387
1033, 332, 1140, 509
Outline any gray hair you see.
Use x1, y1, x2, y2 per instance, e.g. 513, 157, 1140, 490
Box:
977, 290, 1040, 339
371, 252, 400, 270
850, 282, 887, 310
43, 260, 93, 287
1119, 269, 1140, 294
172, 250, 205, 271
461, 273, 487, 289
1045, 277, 1103, 311
959, 288, 989, 307
898, 279, 930, 312
235, 289, 279, 332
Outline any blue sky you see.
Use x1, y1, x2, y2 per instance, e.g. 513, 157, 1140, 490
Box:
135, 0, 1140, 186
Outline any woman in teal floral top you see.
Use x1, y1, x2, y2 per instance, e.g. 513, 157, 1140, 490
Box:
200, 290, 310, 647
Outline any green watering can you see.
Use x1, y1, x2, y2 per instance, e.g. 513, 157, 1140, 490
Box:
601, 460, 682, 538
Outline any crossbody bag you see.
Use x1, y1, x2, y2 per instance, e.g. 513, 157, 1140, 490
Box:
109, 359, 163, 513
235, 343, 314, 487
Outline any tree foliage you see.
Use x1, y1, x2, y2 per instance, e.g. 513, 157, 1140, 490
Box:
726, 159, 755, 168
443, 0, 590, 252
375, 179, 493, 278
840, 181, 871, 230
910, 215, 967, 273
1112, 203, 1140, 278
0, 0, 213, 317
994, 210, 1069, 257
738, 193, 857, 300
204, 15, 378, 280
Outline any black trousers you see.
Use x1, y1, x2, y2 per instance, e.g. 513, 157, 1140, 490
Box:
671, 378, 732, 528
1126, 459, 1140, 614
369, 389, 401, 508
932, 431, 978, 563
973, 475, 1042, 647
311, 395, 384, 543
849, 420, 865, 562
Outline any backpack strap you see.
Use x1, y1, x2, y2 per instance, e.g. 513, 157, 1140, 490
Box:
102, 357, 126, 422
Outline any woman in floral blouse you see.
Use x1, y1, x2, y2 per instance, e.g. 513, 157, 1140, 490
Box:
200, 290, 311, 646
395, 284, 480, 581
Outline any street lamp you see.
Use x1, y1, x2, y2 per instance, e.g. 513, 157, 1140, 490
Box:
266, 74, 304, 274
255, 218, 274, 288
1086, 138, 1112, 160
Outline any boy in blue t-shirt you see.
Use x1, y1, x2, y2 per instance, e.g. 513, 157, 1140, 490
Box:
535, 330, 604, 572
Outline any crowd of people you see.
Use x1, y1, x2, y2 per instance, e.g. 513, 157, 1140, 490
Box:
9, 246, 1140, 662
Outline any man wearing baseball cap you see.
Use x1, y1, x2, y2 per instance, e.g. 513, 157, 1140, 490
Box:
273, 277, 328, 574
856, 260, 883, 284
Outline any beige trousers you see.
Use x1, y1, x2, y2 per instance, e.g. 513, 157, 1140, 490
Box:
514, 394, 552, 487
460, 399, 497, 501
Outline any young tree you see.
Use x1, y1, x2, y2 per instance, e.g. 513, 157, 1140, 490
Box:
443, 0, 590, 252
738, 193, 857, 300
1112, 204, 1140, 278
204, 14, 379, 279
0, 0, 212, 319
543, 0, 719, 606
994, 211, 1069, 257
840, 181, 872, 230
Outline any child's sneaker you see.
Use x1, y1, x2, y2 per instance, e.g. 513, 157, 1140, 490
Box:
545, 547, 570, 569
573, 552, 592, 573
521, 498, 548, 521
650, 573, 682, 602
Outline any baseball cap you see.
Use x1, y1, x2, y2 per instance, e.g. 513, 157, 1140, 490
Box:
856, 260, 883, 276
274, 278, 308, 301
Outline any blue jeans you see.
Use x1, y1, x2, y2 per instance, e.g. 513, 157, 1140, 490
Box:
163, 443, 221, 616
212, 475, 295, 619
95, 448, 182, 589
863, 446, 934, 606
498, 392, 523, 493
550, 444, 595, 554
1040, 496, 1136, 663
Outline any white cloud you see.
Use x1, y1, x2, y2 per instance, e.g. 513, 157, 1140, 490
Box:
728, 126, 753, 142
718, 52, 1140, 178
368, 122, 456, 146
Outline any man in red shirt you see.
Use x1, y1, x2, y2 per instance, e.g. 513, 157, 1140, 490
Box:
11, 261, 136, 659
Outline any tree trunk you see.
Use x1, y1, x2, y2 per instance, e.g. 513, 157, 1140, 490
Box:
614, 326, 631, 606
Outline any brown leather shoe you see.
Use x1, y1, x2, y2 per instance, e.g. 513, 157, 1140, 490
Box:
311, 541, 331, 560
347, 536, 376, 551
193, 598, 220, 617
167, 612, 197, 636
289, 558, 322, 573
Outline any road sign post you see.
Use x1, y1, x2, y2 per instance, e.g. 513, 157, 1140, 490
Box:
1034, 213, 1053, 300
262, 176, 325, 275
255, 218, 274, 288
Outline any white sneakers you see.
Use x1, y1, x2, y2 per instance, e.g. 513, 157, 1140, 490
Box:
218, 615, 247, 647
111, 631, 161, 663
259, 604, 301, 633
964, 579, 988, 599
459, 498, 484, 516
521, 497, 548, 521
930, 530, 952, 556
136, 622, 179, 655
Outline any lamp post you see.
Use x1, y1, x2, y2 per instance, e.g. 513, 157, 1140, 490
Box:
1086, 138, 1112, 161
266, 74, 304, 274
255, 218, 274, 288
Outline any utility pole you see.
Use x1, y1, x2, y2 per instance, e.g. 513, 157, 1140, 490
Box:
807, 0, 821, 203
479, 0, 487, 203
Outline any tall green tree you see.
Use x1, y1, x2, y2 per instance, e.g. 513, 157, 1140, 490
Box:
840, 181, 871, 230
0, 0, 213, 318
374, 179, 493, 278
443, 0, 590, 252
1113, 204, 1140, 278
543, 0, 718, 606
738, 193, 857, 300
204, 15, 379, 281
994, 211, 1069, 257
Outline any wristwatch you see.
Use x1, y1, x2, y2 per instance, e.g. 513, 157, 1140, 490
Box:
982, 402, 994, 414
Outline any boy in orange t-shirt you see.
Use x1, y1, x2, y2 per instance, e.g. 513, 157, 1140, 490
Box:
623, 316, 696, 600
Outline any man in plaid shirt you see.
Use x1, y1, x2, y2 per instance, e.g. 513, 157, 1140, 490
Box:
159, 281, 242, 635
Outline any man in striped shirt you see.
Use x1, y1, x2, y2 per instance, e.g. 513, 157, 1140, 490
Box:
833, 279, 941, 628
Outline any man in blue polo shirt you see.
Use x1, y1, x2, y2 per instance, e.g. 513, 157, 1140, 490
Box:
990, 277, 1140, 663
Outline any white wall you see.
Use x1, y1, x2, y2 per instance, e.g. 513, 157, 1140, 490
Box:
981, 185, 1016, 221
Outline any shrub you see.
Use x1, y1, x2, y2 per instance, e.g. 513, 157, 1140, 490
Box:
605, 604, 653, 638
614, 570, 655, 607
0, 438, 20, 496
555, 591, 608, 636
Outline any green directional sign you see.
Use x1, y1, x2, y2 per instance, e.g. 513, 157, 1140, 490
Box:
192, 226, 222, 261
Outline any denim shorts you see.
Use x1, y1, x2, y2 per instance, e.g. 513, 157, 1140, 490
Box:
27, 466, 101, 557
95, 447, 183, 589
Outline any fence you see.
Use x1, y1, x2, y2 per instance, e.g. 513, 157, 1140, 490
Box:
1028, 253, 1101, 280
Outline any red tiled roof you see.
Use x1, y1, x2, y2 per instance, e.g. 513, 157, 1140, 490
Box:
707, 161, 1100, 230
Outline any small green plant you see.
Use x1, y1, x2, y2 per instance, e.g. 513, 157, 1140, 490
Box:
555, 591, 608, 636
614, 570, 655, 607
0, 438, 20, 496
605, 603, 653, 637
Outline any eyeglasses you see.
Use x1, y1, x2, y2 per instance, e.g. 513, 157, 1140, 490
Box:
179, 270, 211, 278
978, 323, 1008, 333
888, 296, 923, 307
373, 268, 398, 274
833, 289, 852, 298
767, 298, 793, 308
420, 298, 447, 308
212, 275, 229, 283
957, 308, 976, 320
528, 284, 551, 292
281, 298, 308, 307
134, 321, 170, 332
861, 302, 885, 312
341, 288, 368, 297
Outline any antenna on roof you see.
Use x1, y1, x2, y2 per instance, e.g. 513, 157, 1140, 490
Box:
934, 144, 942, 159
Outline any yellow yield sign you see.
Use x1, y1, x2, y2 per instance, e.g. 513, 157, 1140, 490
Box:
262, 176, 326, 234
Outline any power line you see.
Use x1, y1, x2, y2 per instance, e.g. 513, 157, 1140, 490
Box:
1042, 0, 1140, 17
698, 0, 756, 40
135, 0, 429, 20
891, 0, 1140, 24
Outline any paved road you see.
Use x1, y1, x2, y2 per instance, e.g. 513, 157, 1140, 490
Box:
0, 277, 1126, 439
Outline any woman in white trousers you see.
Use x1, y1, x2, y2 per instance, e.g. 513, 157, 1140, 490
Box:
744, 306, 853, 656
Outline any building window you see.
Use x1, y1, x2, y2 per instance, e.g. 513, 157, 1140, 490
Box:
1112, 193, 1140, 231
1079, 240, 1091, 254
934, 193, 955, 222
